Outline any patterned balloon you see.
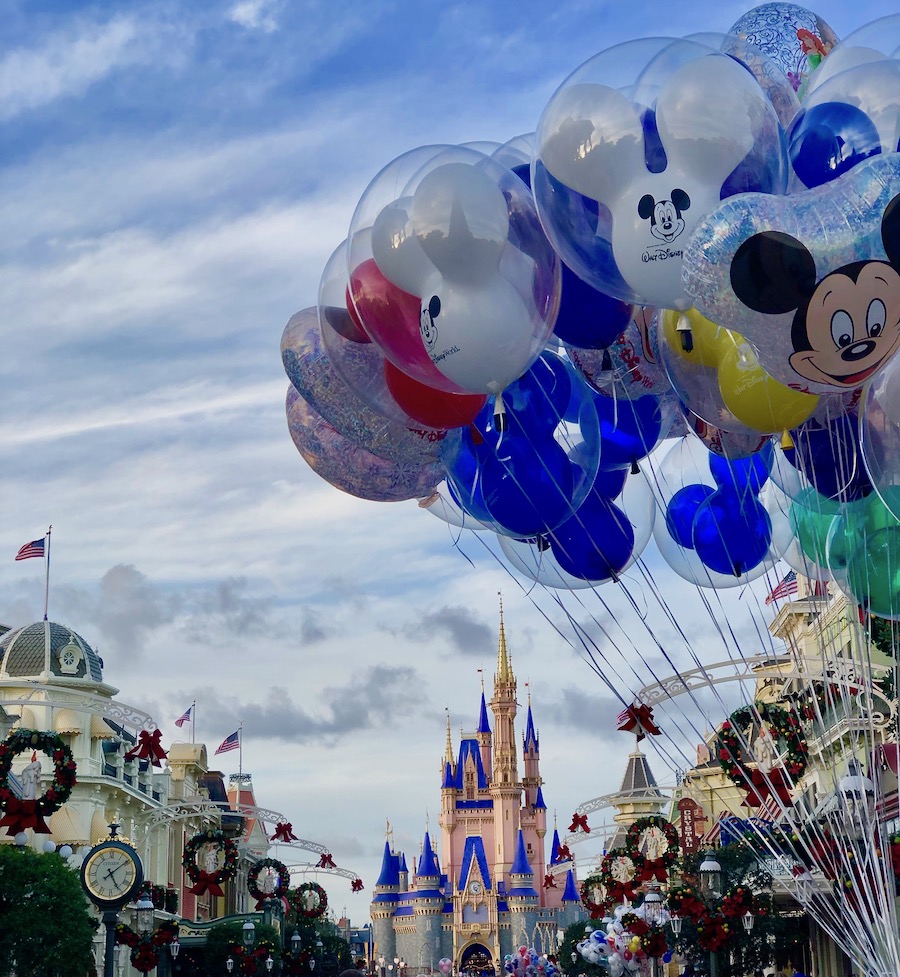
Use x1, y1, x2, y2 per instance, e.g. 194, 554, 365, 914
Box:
285, 387, 442, 503
728, 3, 838, 95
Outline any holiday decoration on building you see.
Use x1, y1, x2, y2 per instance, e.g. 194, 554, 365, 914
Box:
182, 828, 238, 896
123, 729, 168, 766
625, 815, 680, 883
616, 703, 662, 740
351, 877, 364, 892
291, 880, 328, 918
0, 729, 77, 835
597, 847, 643, 905
717, 703, 807, 807
272, 821, 298, 843
114, 920, 179, 974
569, 811, 590, 833
316, 851, 336, 869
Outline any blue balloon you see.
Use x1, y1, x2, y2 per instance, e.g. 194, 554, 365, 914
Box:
789, 101, 882, 189
549, 495, 635, 581
665, 484, 717, 549
708, 441, 773, 496
787, 413, 872, 502
444, 429, 494, 524
481, 437, 576, 536
553, 262, 634, 349
591, 392, 667, 471
504, 350, 574, 432
590, 466, 629, 501
692, 490, 772, 576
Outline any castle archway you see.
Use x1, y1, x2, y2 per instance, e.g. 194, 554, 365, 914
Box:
460, 943, 495, 977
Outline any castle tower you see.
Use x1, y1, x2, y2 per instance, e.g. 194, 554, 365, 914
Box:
476, 682, 492, 778
505, 830, 539, 950
371, 841, 401, 964
489, 598, 522, 877
413, 831, 445, 971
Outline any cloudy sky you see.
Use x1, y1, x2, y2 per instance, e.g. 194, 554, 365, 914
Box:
1, 0, 896, 922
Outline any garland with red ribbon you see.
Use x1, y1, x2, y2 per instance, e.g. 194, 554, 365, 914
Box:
597, 848, 643, 905
665, 883, 769, 954
115, 921, 179, 974
224, 939, 281, 976
182, 828, 238, 897
124, 729, 168, 767
624, 816, 680, 883
290, 881, 328, 918
247, 857, 290, 907
0, 729, 77, 835
717, 704, 807, 808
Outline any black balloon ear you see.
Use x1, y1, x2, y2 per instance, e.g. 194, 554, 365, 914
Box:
671, 188, 690, 213
730, 231, 817, 315
428, 295, 441, 319
638, 194, 656, 220
882, 194, 900, 267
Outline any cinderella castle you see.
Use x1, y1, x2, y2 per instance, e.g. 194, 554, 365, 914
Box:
370, 608, 584, 975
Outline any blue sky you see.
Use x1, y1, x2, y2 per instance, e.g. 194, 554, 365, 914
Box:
2, 0, 898, 920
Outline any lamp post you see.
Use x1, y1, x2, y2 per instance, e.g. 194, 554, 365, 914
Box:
379, 956, 386, 977
227, 958, 235, 974
698, 851, 722, 977
292, 930, 302, 959
642, 888, 663, 977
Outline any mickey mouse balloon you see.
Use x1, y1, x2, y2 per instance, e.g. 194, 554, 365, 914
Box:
533, 36, 788, 310
348, 145, 559, 396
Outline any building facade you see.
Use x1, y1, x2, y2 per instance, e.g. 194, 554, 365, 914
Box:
370, 610, 583, 976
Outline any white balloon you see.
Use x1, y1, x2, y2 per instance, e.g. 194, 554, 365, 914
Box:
371, 197, 434, 296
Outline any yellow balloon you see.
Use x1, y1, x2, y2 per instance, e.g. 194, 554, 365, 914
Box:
661, 307, 734, 368
629, 937, 641, 952
718, 339, 819, 433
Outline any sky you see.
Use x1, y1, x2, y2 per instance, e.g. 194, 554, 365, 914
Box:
1, 0, 898, 924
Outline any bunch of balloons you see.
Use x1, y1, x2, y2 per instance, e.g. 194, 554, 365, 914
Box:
576, 904, 674, 977
503, 946, 557, 977
280, 3, 900, 616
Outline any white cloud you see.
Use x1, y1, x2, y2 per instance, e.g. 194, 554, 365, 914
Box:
228, 0, 280, 33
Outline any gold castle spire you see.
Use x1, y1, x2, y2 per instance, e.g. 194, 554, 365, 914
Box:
444, 709, 453, 763
496, 592, 512, 682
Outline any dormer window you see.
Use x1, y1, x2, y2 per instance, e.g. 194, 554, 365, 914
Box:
57, 636, 83, 675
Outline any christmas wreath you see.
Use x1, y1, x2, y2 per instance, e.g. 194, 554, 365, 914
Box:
717, 703, 807, 808
578, 873, 609, 919
182, 828, 238, 897
624, 816, 680, 883
0, 729, 77, 835
290, 880, 328, 918
597, 847, 643, 905
248, 857, 290, 905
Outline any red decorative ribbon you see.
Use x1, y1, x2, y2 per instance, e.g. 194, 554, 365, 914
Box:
0, 797, 51, 835
740, 768, 793, 808
638, 859, 668, 884
272, 821, 298, 843
616, 703, 661, 740
542, 873, 558, 889
317, 852, 336, 869
556, 843, 573, 862
189, 872, 225, 897
351, 878, 364, 892
569, 812, 590, 833
124, 729, 168, 767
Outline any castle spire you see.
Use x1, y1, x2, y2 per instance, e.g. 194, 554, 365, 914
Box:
445, 709, 453, 763
496, 592, 512, 683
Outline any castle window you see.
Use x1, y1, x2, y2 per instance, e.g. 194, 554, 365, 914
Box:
466, 788, 474, 800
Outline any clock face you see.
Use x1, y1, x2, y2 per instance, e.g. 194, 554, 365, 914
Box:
468, 880, 483, 895
82, 842, 143, 906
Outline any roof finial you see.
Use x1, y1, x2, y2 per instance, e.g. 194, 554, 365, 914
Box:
445, 708, 453, 763
497, 591, 512, 682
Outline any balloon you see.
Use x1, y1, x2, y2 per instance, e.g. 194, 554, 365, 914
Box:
419, 483, 493, 531
549, 490, 635, 582
534, 37, 787, 308
786, 412, 872, 502
684, 152, 900, 394
682, 408, 772, 459
439, 960, 452, 976
383, 361, 486, 429
590, 391, 675, 471
728, 3, 838, 95
861, 355, 900, 520
354, 147, 559, 394
285, 387, 442, 503
692, 489, 773, 576
553, 262, 634, 349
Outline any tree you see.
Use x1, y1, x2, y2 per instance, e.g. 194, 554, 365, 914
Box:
0, 844, 97, 977
205, 920, 284, 975
558, 920, 600, 977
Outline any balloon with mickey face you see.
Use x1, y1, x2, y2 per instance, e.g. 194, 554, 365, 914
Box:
533, 37, 787, 310
355, 148, 558, 396
685, 152, 900, 394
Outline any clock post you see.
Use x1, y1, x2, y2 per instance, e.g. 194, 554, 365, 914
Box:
80, 824, 145, 977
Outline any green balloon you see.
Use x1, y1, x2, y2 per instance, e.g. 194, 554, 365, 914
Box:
790, 502, 836, 567
845, 526, 900, 619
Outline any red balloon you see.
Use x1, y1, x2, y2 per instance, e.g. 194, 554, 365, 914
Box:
384, 360, 486, 429
348, 258, 466, 393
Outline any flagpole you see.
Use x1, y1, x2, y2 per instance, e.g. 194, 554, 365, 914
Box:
238, 722, 243, 783
43, 526, 52, 622
191, 700, 196, 745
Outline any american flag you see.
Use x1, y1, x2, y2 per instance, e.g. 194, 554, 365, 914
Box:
15, 538, 45, 561
215, 730, 240, 755
174, 704, 193, 728
765, 570, 799, 605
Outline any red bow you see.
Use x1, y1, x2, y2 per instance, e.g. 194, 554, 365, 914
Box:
351, 878, 364, 892
317, 852, 336, 869
616, 703, 661, 740
556, 843, 573, 862
638, 859, 668, 884
189, 872, 225, 897
569, 812, 590, 833
0, 797, 51, 835
740, 768, 793, 809
124, 729, 168, 767
542, 873, 558, 889
272, 822, 298, 843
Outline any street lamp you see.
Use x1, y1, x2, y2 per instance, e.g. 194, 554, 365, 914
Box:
698, 850, 722, 898
642, 889, 663, 977
292, 931, 302, 958
669, 914, 682, 936
266, 957, 275, 973
135, 892, 156, 936
741, 911, 754, 934
227, 959, 235, 974
378, 956, 385, 977
243, 921, 257, 949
